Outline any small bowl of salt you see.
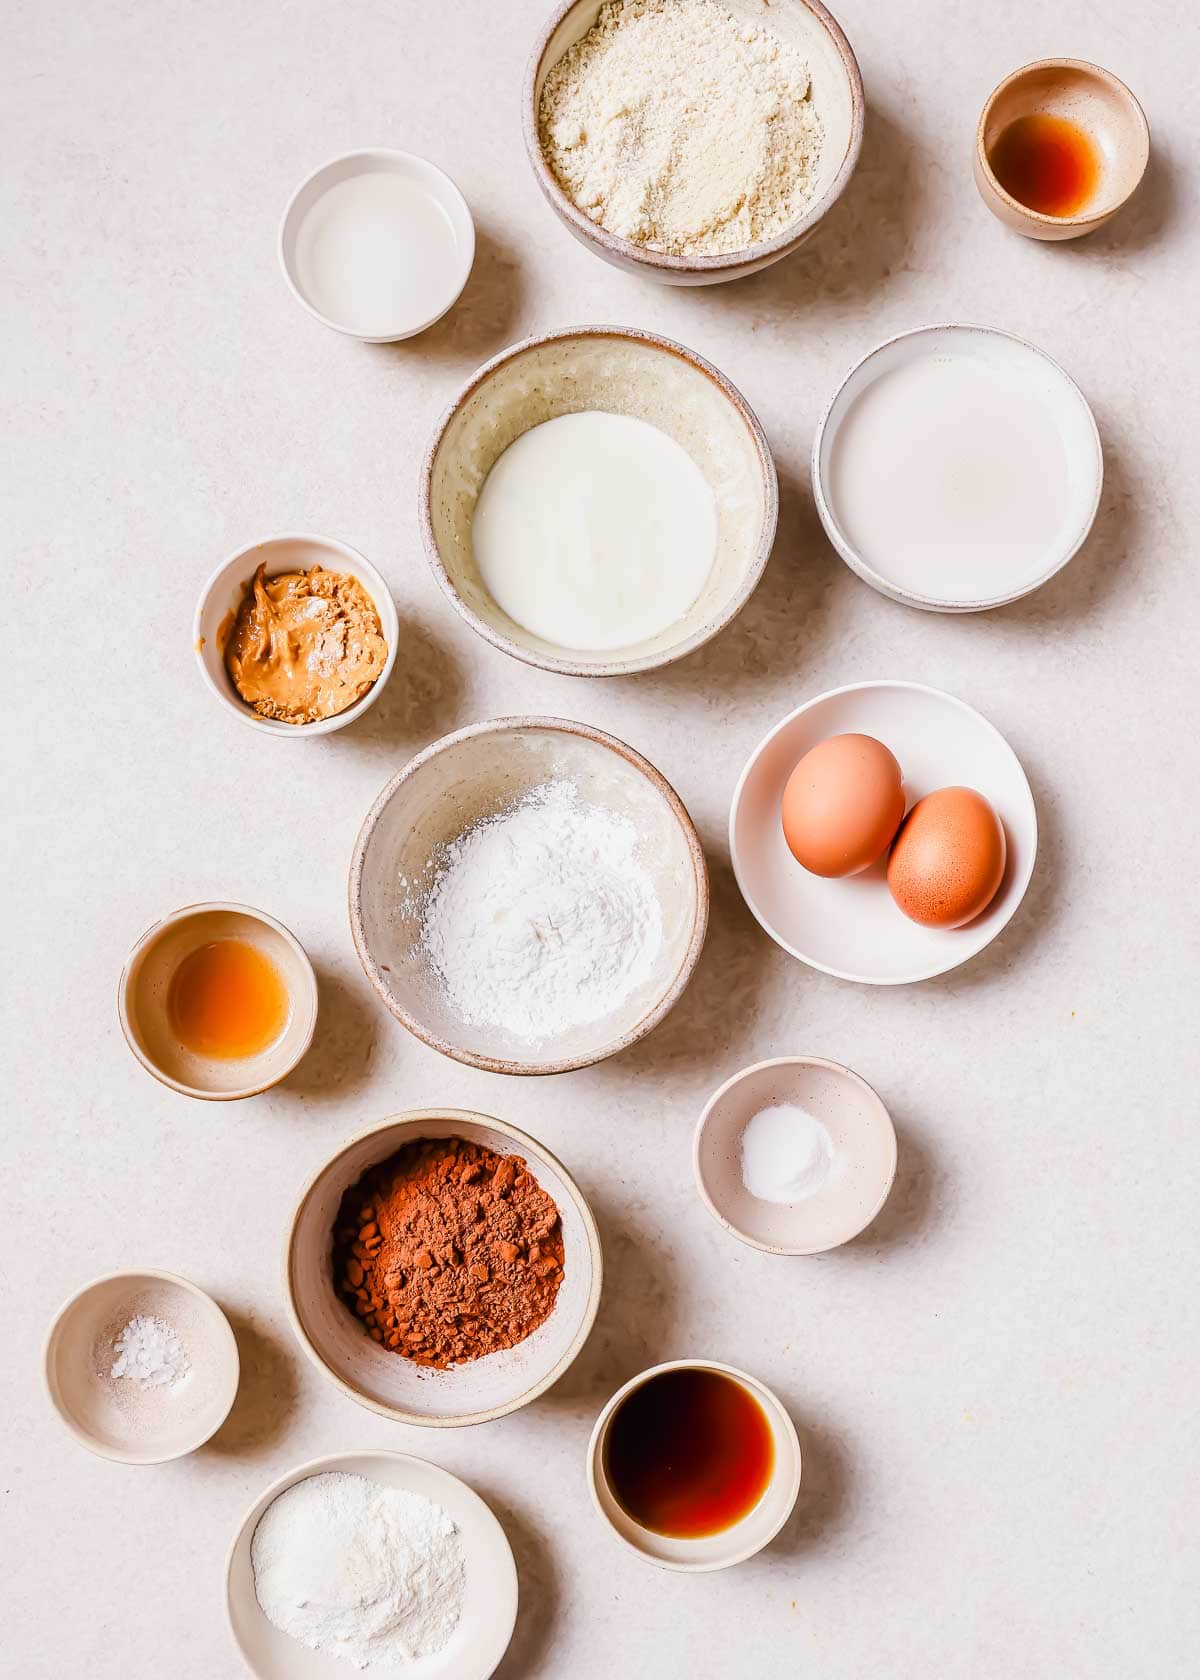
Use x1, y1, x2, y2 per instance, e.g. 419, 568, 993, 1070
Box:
694, 1057, 897, 1255
43, 1269, 239, 1463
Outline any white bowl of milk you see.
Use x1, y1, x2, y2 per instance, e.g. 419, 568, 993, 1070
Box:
812, 324, 1103, 612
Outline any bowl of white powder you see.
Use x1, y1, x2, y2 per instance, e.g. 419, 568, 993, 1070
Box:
524, 0, 864, 284
349, 716, 709, 1074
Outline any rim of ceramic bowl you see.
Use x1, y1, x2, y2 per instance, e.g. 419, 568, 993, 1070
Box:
586, 1358, 802, 1570
692, 1055, 898, 1255
282, 1111, 605, 1426
347, 715, 711, 1073
418, 325, 779, 676
116, 900, 319, 1100
728, 680, 1039, 985
43, 1267, 240, 1464
276, 148, 476, 341
975, 59, 1150, 229
811, 324, 1104, 612
522, 0, 864, 277
192, 531, 400, 736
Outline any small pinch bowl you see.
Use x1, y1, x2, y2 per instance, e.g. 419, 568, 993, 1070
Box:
524, 0, 863, 284
118, 901, 318, 1100
193, 532, 399, 737
588, 1360, 801, 1570
44, 1270, 239, 1464
975, 59, 1149, 240
349, 716, 709, 1074
421, 326, 778, 676
285, 1112, 603, 1427
694, 1057, 897, 1254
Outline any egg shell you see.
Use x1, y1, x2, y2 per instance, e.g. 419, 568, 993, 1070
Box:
887, 786, 1007, 928
780, 734, 906, 878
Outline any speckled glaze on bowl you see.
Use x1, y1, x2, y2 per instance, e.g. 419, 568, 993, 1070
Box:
420, 327, 778, 676
284, 1112, 603, 1427
974, 60, 1149, 240
348, 716, 709, 1074
523, 0, 864, 284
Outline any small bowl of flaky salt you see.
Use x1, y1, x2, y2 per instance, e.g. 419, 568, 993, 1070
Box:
43, 1269, 239, 1463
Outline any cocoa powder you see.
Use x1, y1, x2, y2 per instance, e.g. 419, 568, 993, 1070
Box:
332, 1137, 565, 1369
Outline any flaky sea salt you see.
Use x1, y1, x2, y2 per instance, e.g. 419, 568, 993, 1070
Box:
110, 1314, 190, 1388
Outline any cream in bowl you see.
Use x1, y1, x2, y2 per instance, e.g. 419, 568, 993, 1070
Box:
118, 902, 318, 1099
421, 327, 777, 676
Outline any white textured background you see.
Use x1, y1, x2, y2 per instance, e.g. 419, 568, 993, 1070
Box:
4, 0, 1198, 1674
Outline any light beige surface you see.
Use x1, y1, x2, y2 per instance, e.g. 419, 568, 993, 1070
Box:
3, 0, 1198, 1675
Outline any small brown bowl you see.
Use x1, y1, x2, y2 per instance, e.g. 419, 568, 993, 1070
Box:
974, 59, 1149, 240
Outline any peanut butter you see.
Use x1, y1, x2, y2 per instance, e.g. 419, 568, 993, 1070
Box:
223, 564, 387, 725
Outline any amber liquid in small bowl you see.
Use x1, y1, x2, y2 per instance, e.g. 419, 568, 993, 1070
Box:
988, 112, 1101, 217
167, 938, 289, 1059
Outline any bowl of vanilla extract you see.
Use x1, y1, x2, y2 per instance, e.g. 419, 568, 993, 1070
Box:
587, 1359, 801, 1571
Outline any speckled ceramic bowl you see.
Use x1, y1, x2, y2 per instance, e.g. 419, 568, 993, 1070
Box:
349, 716, 709, 1074
284, 1112, 603, 1427
420, 327, 778, 676
523, 0, 863, 284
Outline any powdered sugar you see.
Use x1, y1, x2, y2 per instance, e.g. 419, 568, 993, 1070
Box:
110, 1314, 190, 1388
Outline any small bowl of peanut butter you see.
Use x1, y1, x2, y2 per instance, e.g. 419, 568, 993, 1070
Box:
194, 532, 399, 736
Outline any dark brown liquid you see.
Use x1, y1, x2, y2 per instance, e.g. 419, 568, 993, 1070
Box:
605, 1368, 774, 1538
988, 113, 1100, 217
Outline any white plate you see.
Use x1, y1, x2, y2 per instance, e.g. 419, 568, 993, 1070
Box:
226, 1451, 518, 1680
729, 682, 1038, 984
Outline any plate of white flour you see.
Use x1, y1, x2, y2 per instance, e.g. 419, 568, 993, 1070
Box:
226, 1451, 517, 1679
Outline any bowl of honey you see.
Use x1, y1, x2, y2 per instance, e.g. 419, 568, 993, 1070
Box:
587, 1360, 801, 1571
118, 902, 318, 1100
974, 59, 1149, 241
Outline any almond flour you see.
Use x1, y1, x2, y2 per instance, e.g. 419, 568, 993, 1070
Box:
538, 0, 823, 257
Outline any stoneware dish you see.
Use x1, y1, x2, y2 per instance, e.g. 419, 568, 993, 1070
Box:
523, 0, 863, 284
422, 327, 778, 675
44, 1269, 239, 1464
118, 901, 318, 1100
226, 1450, 518, 1679
975, 60, 1149, 240
349, 716, 709, 1074
285, 1111, 603, 1426
694, 1057, 897, 1254
588, 1359, 801, 1570
730, 681, 1038, 985
813, 324, 1103, 612
193, 532, 399, 736
278, 149, 475, 339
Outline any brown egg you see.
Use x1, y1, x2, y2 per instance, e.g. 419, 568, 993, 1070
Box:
887, 787, 1007, 928
781, 734, 906, 878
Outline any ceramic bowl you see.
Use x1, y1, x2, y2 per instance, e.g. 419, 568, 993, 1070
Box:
193, 532, 399, 736
813, 324, 1103, 612
279, 149, 475, 339
730, 681, 1038, 985
587, 1360, 801, 1570
349, 716, 709, 1074
285, 1112, 603, 1426
226, 1451, 518, 1679
44, 1270, 239, 1463
523, 0, 863, 285
975, 60, 1149, 240
118, 901, 318, 1100
694, 1057, 897, 1254
421, 327, 777, 675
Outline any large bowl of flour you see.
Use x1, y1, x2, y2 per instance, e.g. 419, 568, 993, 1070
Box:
349, 716, 709, 1074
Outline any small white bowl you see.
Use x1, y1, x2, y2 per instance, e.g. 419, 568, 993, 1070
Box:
694, 1057, 897, 1254
587, 1360, 801, 1570
118, 901, 318, 1100
285, 1111, 603, 1427
193, 532, 399, 736
730, 681, 1038, 985
44, 1269, 239, 1464
226, 1451, 518, 1680
812, 324, 1103, 611
278, 149, 475, 341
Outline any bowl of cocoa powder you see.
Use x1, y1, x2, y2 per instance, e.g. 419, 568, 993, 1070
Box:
284, 1111, 602, 1426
